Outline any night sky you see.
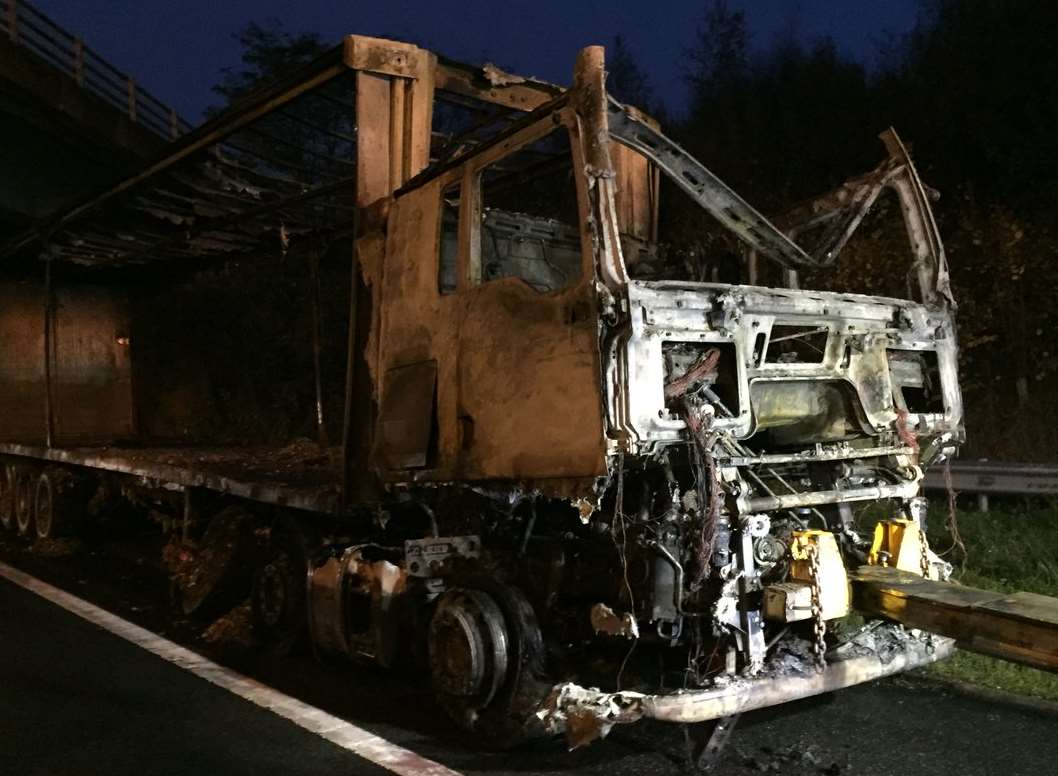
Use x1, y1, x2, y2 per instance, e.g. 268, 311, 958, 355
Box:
34, 1, 920, 122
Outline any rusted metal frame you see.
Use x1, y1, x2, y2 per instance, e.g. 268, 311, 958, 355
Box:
1, 49, 349, 259
571, 47, 627, 295
275, 106, 358, 146
91, 176, 355, 266
434, 56, 561, 112
199, 152, 310, 192
400, 92, 570, 197
76, 225, 257, 252
240, 123, 356, 169
431, 109, 518, 158
142, 188, 244, 219
42, 251, 55, 447
606, 101, 816, 271
60, 215, 355, 267
339, 204, 361, 510
299, 85, 357, 113
222, 138, 346, 182
309, 247, 330, 449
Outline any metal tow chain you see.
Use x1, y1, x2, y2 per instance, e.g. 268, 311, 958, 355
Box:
805, 542, 827, 673
918, 525, 931, 579
918, 525, 936, 654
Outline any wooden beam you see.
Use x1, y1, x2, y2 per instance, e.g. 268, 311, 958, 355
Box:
851, 566, 1058, 673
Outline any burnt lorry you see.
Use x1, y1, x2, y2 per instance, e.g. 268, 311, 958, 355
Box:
0, 40, 964, 748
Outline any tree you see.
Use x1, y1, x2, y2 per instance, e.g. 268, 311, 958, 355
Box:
685, 0, 749, 106
607, 35, 654, 111
208, 21, 350, 182
211, 20, 330, 110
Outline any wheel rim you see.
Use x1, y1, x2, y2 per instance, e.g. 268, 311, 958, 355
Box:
429, 589, 509, 707
14, 473, 33, 536
35, 475, 53, 539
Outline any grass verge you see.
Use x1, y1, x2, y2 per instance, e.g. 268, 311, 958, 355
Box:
922, 499, 1058, 702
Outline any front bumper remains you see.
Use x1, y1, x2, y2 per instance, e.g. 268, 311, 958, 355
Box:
539, 631, 954, 747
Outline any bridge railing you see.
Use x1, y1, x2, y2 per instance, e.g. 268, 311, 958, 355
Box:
2, 0, 193, 140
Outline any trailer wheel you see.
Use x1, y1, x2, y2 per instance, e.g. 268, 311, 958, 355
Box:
0, 466, 14, 532
251, 521, 308, 655
34, 472, 58, 537
14, 469, 35, 537
429, 580, 549, 748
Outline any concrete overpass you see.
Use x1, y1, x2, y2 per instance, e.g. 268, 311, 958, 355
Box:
0, 0, 191, 241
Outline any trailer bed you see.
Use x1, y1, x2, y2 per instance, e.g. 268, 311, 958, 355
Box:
0, 441, 341, 514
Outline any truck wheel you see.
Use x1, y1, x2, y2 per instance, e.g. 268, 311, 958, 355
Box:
429, 580, 549, 748
0, 466, 13, 532
251, 521, 308, 655
14, 469, 35, 537
34, 472, 55, 539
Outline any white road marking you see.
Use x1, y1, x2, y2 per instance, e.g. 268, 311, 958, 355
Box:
0, 560, 462, 776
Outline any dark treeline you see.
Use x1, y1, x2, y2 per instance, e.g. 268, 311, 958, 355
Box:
662, 0, 1058, 460
677, 0, 1058, 215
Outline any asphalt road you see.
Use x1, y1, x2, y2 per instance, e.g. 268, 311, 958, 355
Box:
3, 540, 1058, 776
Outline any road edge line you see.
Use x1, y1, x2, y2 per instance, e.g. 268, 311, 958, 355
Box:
0, 559, 462, 776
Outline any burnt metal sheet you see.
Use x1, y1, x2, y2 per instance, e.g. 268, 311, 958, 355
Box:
0, 281, 133, 443
377, 360, 437, 470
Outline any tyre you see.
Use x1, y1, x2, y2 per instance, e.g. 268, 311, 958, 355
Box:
14, 469, 35, 537
251, 519, 309, 655
429, 579, 550, 748
0, 466, 13, 532
34, 471, 57, 540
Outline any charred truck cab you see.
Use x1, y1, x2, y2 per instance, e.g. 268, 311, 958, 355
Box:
351, 47, 963, 743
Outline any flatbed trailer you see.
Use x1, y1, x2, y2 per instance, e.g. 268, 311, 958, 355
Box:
0, 442, 340, 514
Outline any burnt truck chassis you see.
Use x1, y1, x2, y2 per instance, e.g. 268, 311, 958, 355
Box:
0, 44, 963, 751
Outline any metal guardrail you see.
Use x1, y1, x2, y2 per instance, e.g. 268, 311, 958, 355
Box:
2, 0, 192, 140
923, 460, 1058, 510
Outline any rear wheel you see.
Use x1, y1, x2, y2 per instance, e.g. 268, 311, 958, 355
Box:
34, 472, 55, 539
0, 466, 13, 532
429, 580, 549, 747
14, 469, 34, 537
251, 520, 309, 655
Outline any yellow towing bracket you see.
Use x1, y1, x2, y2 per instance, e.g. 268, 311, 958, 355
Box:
851, 565, 1058, 673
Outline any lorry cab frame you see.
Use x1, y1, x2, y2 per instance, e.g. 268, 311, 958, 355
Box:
361, 45, 965, 740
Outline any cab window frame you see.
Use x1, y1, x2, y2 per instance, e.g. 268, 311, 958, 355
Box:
433, 108, 591, 297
